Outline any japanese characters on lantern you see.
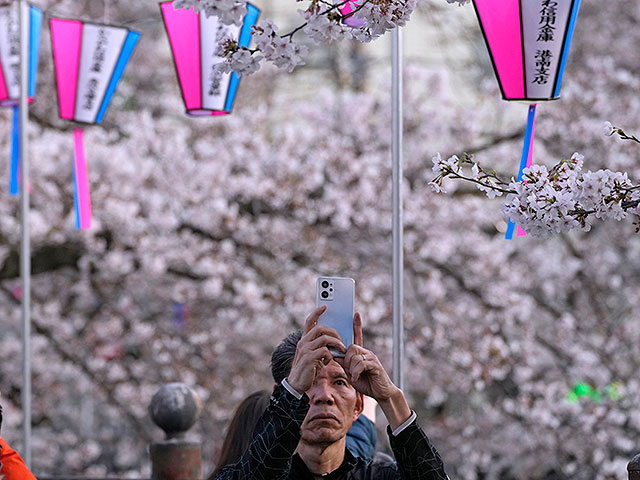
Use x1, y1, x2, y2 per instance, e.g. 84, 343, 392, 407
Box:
473, 0, 581, 101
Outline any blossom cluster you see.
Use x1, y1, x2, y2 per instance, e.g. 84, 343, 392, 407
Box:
431, 125, 640, 237
176, 0, 462, 75
215, 19, 310, 74
173, 0, 247, 25
502, 154, 640, 237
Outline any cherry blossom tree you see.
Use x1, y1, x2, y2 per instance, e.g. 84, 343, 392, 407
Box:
0, 1, 638, 480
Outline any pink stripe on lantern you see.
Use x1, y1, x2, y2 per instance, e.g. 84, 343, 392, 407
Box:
73, 128, 92, 229
50, 18, 82, 120
475, 0, 524, 99
161, 2, 202, 111
0, 54, 8, 102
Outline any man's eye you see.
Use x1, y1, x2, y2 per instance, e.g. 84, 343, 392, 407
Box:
335, 379, 347, 386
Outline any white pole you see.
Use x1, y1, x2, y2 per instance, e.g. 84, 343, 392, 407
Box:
19, 0, 32, 467
391, 27, 403, 391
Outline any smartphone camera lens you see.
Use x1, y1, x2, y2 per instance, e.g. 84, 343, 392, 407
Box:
321, 291, 329, 299
321, 280, 329, 288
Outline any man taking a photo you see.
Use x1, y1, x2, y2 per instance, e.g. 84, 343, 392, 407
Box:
214, 305, 448, 480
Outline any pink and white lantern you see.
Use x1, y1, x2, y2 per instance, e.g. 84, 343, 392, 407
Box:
160, 1, 260, 116
0, 3, 42, 195
50, 18, 140, 229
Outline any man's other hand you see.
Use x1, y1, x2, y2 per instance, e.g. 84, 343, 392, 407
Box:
287, 306, 347, 393
337, 313, 412, 430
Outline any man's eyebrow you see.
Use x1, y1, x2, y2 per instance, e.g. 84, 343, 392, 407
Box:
330, 371, 349, 381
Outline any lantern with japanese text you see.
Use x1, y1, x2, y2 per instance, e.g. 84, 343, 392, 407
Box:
339, 0, 366, 28
472, 0, 581, 238
0, 3, 42, 195
160, 0, 260, 116
50, 18, 140, 229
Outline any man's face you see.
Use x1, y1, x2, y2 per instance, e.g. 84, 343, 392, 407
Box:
300, 360, 363, 447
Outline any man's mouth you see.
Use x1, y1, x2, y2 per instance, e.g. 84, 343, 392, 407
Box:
309, 413, 339, 423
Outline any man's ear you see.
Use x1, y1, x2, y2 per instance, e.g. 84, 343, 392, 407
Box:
353, 392, 364, 421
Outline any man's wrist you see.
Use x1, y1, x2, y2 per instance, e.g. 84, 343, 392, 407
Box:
378, 387, 412, 431
282, 377, 303, 400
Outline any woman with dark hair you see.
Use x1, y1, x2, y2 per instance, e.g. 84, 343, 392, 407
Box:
208, 390, 271, 480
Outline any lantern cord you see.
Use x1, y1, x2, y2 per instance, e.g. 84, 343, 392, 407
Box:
505, 103, 537, 240
10, 105, 20, 195
73, 128, 92, 230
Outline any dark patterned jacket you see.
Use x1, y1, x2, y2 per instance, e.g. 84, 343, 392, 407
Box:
214, 384, 448, 480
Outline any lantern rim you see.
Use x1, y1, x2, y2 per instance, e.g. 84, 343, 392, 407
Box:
0, 98, 34, 107
186, 108, 230, 116
500, 97, 560, 103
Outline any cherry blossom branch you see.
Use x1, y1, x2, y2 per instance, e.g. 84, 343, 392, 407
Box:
604, 121, 640, 144
174, 0, 470, 75
431, 123, 640, 237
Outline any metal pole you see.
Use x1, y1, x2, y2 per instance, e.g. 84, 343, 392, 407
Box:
391, 27, 403, 391
19, 0, 32, 467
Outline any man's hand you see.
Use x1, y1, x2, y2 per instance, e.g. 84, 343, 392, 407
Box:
338, 313, 398, 401
287, 305, 347, 393
338, 313, 412, 430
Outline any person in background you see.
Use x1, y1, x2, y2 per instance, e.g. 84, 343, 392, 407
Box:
207, 390, 271, 480
0, 392, 37, 480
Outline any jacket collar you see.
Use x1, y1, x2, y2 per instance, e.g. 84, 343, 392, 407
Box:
291, 448, 360, 478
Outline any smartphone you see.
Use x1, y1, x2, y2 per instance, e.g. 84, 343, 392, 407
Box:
316, 276, 355, 357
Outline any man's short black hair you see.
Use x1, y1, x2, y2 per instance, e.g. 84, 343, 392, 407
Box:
271, 330, 303, 384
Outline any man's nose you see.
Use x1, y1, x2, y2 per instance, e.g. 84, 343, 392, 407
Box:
309, 382, 334, 404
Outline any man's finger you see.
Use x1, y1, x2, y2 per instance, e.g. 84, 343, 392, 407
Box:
307, 324, 343, 342
303, 305, 327, 334
308, 334, 346, 354
351, 360, 366, 384
343, 344, 362, 372
354, 312, 363, 346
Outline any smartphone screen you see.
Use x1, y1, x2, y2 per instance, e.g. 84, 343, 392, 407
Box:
316, 276, 355, 357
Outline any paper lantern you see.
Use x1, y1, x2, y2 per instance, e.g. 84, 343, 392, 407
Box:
472, 0, 581, 238
160, 1, 260, 116
50, 18, 140, 229
340, 1, 366, 28
0, 3, 42, 195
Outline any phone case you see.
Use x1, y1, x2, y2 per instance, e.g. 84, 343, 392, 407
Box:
316, 276, 355, 356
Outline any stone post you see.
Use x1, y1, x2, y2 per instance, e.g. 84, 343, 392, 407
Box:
149, 383, 202, 480
628, 453, 640, 480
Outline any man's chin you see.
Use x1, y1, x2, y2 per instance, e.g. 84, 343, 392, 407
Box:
301, 428, 344, 446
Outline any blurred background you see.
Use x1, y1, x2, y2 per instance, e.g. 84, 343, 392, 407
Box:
1, 0, 640, 478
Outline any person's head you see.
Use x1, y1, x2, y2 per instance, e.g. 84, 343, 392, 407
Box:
271, 330, 302, 384
271, 332, 363, 448
208, 390, 270, 479
300, 359, 363, 447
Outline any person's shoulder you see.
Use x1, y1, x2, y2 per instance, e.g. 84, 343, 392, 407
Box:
0, 437, 38, 480
350, 454, 399, 479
